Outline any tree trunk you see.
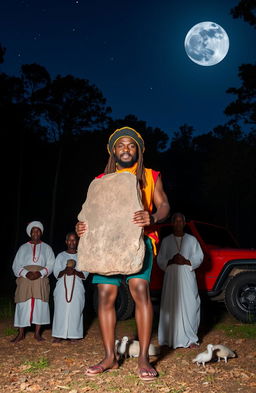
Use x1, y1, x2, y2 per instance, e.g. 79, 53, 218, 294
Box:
49, 143, 63, 244
14, 130, 24, 251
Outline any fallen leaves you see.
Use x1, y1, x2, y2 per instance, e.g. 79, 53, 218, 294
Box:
0, 317, 256, 393
19, 383, 42, 391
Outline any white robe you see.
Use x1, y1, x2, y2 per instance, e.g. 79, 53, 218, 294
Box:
157, 233, 204, 348
12, 241, 55, 327
52, 252, 89, 339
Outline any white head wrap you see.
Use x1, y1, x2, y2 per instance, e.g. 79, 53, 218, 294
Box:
26, 221, 44, 237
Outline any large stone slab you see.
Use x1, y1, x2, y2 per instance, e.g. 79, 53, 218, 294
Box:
77, 172, 145, 275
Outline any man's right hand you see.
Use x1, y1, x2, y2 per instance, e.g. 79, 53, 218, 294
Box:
75, 221, 87, 237
65, 267, 75, 276
173, 253, 189, 265
26, 271, 41, 280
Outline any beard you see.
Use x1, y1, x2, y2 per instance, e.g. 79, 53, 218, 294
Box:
114, 153, 138, 168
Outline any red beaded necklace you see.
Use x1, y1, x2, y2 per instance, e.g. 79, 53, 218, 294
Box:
64, 274, 76, 303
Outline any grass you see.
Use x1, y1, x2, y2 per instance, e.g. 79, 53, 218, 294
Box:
215, 322, 256, 338
107, 386, 121, 392
118, 318, 137, 330
83, 381, 100, 389
0, 297, 15, 320
204, 374, 215, 383
3, 327, 17, 336
23, 357, 49, 373
168, 388, 186, 393
173, 352, 185, 359
124, 374, 138, 381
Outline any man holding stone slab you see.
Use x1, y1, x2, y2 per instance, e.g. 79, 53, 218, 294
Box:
76, 127, 170, 381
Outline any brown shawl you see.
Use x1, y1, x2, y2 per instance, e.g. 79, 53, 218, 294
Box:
14, 265, 50, 303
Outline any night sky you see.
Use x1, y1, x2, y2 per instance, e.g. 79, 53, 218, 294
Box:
0, 0, 255, 139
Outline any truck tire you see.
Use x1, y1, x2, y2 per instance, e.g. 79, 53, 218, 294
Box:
224, 271, 256, 323
93, 280, 135, 321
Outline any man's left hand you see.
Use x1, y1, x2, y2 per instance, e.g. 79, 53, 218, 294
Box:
27, 271, 42, 280
75, 270, 85, 279
33, 271, 42, 279
174, 254, 191, 266
132, 210, 152, 227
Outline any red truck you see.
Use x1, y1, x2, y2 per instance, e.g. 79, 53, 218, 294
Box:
93, 220, 256, 323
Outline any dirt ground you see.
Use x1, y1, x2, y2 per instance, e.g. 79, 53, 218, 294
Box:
0, 301, 256, 393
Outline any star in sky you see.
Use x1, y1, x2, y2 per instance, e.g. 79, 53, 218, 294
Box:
0, 0, 255, 137
33, 33, 41, 41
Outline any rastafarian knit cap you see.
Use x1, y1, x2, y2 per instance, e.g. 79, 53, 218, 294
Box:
107, 127, 145, 154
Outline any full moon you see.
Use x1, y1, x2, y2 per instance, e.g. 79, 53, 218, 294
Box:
184, 21, 229, 66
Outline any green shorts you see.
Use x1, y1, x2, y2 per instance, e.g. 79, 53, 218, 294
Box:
92, 236, 153, 286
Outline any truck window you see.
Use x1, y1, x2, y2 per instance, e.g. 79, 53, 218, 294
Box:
159, 224, 192, 240
194, 222, 239, 248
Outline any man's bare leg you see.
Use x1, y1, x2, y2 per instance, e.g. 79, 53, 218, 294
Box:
86, 284, 119, 375
10, 327, 25, 343
129, 278, 158, 379
34, 324, 45, 341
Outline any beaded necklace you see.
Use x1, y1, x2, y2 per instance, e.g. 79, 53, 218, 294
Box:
64, 274, 76, 303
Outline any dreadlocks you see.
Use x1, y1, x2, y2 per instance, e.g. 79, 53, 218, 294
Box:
104, 127, 146, 188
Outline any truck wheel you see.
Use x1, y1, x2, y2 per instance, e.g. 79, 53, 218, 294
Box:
225, 271, 256, 323
93, 280, 135, 321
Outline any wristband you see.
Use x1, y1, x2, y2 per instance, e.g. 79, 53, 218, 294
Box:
150, 215, 155, 225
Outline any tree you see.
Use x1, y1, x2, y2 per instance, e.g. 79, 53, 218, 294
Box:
225, 1, 256, 244
160, 124, 205, 218
231, 1, 256, 28
228, 1, 256, 128
170, 124, 194, 152
201, 124, 250, 234
225, 63, 256, 127
0, 68, 50, 277
1, 62, 112, 251
27, 71, 112, 242
0, 43, 6, 63
21, 63, 51, 99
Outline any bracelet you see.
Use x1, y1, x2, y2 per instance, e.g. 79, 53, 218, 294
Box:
150, 215, 155, 225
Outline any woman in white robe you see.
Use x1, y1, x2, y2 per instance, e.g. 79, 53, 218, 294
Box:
52, 233, 89, 341
157, 213, 204, 349
12, 221, 55, 342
